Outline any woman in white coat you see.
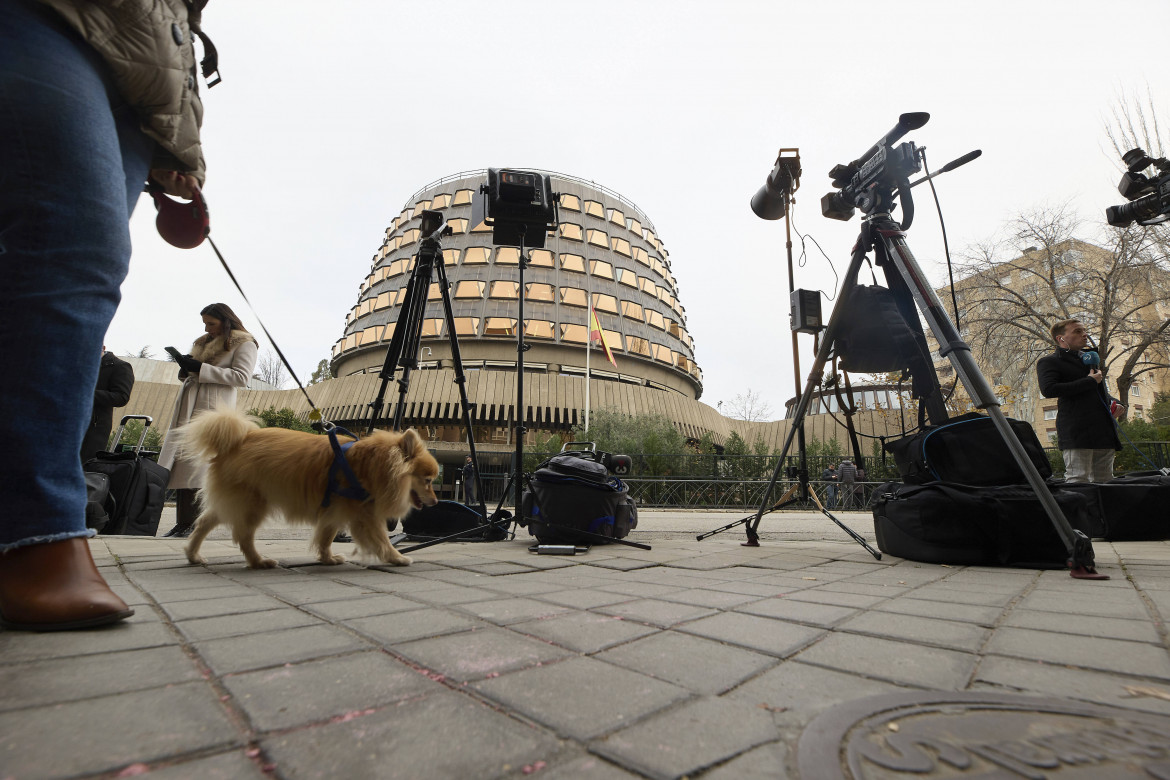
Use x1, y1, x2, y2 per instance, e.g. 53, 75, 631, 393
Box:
159, 303, 258, 537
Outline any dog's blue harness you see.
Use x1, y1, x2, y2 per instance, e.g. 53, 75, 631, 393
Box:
322, 426, 370, 507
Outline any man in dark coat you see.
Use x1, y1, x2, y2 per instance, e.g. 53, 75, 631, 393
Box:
81, 348, 134, 462
1036, 319, 1123, 483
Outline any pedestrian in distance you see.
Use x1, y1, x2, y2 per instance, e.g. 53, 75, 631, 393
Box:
463, 455, 477, 505
837, 458, 858, 509
821, 463, 838, 509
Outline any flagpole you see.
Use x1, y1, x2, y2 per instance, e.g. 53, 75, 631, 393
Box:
585, 304, 592, 434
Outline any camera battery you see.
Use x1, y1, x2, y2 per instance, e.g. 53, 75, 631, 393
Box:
791, 289, 823, 334
531, 545, 583, 555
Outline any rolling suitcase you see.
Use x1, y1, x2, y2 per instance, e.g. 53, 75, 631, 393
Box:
84, 415, 169, 536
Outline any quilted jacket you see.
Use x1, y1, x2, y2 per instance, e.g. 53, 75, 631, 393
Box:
38, 0, 211, 184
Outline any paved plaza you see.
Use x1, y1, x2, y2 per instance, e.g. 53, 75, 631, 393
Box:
2, 509, 1169, 779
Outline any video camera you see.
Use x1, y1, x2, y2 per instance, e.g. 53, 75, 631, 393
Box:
1106, 147, 1170, 227
470, 168, 558, 248
820, 112, 929, 222
559, 442, 632, 476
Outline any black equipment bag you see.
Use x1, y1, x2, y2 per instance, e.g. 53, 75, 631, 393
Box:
884, 412, 1052, 486
1058, 472, 1170, 541
835, 285, 925, 374
401, 500, 508, 542
84, 415, 168, 536
870, 481, 1095, 568
520, 453, 637, 545
84, 472, 114, 532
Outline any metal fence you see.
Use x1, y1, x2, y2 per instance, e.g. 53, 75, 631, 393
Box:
462, 473, 884, 512
461, 441, 1170, 510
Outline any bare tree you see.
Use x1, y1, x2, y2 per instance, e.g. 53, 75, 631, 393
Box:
951, 203, 1170, 416
724, 388, 774, 422
255, 348, 288, 389
125, 346, 154, 359
1105, 87, 1165, 163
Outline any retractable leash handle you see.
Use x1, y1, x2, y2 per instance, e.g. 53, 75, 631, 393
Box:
147, 181, 210, 249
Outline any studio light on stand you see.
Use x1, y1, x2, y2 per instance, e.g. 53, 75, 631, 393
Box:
720, 149, 874, 551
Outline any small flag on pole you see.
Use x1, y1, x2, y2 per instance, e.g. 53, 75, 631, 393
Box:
589, 304, 617, 367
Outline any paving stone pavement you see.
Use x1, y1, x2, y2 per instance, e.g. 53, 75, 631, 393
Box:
2, 512, 1169, 779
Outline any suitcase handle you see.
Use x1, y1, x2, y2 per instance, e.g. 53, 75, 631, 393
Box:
111, 415, 154, 454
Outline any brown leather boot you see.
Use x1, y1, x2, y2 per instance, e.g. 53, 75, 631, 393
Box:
0, 538, 133, 631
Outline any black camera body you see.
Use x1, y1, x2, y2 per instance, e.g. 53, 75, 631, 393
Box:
821, 113, 929, 222
559, 442, 632, 476
1106, 147, 1170, 228
471, 168, 558, 248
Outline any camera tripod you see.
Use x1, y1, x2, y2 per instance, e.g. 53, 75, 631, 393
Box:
364, 211, 510, 552
381, 222, 650, 554
702, 148, 1105, 577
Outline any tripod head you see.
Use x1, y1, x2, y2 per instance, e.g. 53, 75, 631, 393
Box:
821, 112, 928, 229
418, 209, 452, 246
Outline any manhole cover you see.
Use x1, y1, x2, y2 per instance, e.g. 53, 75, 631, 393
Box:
797, 691, 1170, 778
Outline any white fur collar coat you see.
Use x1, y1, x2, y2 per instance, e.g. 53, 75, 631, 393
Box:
158, 330, 258, 486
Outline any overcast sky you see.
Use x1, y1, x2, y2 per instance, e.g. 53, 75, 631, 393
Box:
107, 0, 1169, 420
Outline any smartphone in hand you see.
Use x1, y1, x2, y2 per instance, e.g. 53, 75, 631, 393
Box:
164, 346, 183, 362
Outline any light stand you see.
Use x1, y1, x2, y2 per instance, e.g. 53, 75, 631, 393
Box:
698, 150, 879, 557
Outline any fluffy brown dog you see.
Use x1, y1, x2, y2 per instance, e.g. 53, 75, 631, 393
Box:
177, 409, 438, 569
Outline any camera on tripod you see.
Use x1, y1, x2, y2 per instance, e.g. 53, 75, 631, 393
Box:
470, 168, 558, 248
820, 113, 929, 222
1106, 147, 1170, 227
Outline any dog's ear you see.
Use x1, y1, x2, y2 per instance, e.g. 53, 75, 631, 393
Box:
399, 428, 425, 460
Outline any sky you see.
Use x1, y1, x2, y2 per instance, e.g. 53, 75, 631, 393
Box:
107, 0, 1170, 420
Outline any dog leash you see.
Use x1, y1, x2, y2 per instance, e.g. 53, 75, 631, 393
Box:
148, 183, 324, 424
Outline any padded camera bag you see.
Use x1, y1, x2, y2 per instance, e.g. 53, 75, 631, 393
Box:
84, 472, 114, 532
401, 500, 508, 542
884, 412, 1051, 486
1059, 472, 1170, 541
521, 453, 637, 545
871, 481, 1094, 568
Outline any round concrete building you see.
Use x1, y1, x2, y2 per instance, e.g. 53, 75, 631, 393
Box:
325, 170, 722, 448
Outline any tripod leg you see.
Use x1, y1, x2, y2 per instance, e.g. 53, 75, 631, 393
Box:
876, 223, 1104, 578
366, 255, 431, 434
434, 258, 490, 519
739, 226, 875, 554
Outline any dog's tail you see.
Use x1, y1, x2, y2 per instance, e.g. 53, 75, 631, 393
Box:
175, 408, 258, 463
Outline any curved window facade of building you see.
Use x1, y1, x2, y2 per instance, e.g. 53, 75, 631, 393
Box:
332, 170, 703, 400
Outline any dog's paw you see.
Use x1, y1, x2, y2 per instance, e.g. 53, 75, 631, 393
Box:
319, 553, 346, 565
388, 554, 412, 567
249, 557, 279, 569
186, 553, 206, 565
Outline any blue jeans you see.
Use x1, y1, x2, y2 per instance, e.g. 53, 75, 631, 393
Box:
0, 0, 155, 550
